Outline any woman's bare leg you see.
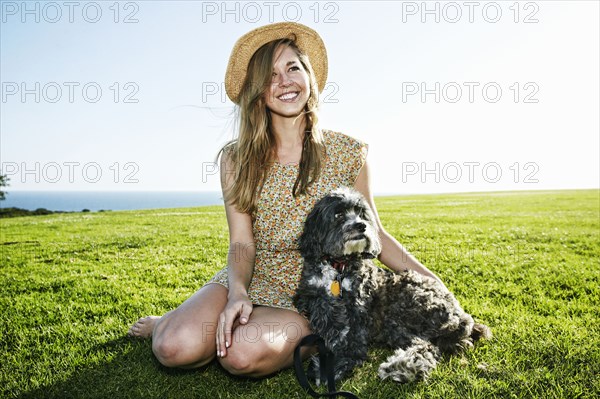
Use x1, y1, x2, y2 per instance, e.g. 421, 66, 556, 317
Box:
129, 283, 228, 368
129, 284, 314, 374
218, 306, 314, 377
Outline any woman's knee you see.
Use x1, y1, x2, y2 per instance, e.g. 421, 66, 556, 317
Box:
152, 335, 183, 367
150, 285, 226, 368
218, 346, 255, 376
216, 322, 269, 376
218, 339, 275, 377
152, 320, 216, 368
217, 319, 308, 376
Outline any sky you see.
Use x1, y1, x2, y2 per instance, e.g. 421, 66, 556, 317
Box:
1, 0, 599, 195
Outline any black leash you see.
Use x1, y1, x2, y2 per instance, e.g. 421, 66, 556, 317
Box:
294, 334, 359, 399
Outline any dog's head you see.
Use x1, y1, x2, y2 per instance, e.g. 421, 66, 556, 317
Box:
299, 187, 382, 261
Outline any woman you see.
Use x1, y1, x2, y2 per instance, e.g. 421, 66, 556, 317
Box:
129, 22, 445, 377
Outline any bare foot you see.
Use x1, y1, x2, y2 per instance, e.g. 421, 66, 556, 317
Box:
128, 316, 160, 338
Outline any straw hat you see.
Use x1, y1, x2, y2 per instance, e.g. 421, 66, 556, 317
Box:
224, 22, 328, 104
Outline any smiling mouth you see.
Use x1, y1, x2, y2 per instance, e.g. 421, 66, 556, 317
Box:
277, 92, 300, 102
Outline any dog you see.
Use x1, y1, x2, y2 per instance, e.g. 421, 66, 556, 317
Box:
293, 188, 491, 383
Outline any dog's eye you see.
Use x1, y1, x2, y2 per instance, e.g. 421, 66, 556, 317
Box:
356, 207, 369, 220
334, 212, 344, 220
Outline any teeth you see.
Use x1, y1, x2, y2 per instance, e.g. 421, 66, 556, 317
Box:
278, 92, 299, 101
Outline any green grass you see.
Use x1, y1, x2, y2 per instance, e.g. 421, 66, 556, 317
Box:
1, 189, 598, 399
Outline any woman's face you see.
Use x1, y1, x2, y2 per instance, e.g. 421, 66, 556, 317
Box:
264, 44, 311, 118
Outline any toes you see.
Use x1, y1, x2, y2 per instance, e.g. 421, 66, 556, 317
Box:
128, 316, 160, 338
127, 324, 141, 337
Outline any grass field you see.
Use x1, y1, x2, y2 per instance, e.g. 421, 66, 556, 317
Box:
1, 190, 598, 399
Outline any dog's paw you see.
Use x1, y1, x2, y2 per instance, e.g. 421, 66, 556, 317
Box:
332, 357, 364, 382
378, 341, 440, 383
307, 356, 321, 386
378, 349, 416, 383
334, 361, 352, 381
334, 368, 349, 382
471, 323, 492, 341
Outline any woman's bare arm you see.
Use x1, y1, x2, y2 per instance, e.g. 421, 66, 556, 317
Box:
353, 159, 447, 289
216, 151, 256, 357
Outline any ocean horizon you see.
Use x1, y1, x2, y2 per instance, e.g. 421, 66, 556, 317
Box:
2, 188, 590, 213
0, 191, 224, 212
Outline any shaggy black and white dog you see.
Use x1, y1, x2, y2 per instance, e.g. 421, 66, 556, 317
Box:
293, 188, 491, 383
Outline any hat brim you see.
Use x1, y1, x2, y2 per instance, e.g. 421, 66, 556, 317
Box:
225, 22, 328, 104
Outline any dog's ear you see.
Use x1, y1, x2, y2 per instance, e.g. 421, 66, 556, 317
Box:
298, 203, 324, 259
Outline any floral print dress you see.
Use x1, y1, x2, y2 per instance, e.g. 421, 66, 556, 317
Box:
206, 129, 368, 311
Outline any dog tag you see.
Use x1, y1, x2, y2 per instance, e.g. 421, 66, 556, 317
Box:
330, 280, 341, 297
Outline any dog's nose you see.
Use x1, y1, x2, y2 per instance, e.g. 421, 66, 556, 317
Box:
354, 221, 366, 232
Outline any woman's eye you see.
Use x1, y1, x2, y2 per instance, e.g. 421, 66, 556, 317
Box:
289, 66, 300, 72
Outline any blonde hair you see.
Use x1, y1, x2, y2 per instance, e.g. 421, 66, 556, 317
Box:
218, 38, 325, 214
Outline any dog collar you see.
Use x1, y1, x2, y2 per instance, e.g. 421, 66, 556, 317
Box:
322, 256, 348, 273
330, 259, 347, 273
322, 257, 347, 298
322, 253, 375, 272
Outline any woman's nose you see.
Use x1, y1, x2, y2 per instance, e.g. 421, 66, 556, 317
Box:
274, 72, 292, 87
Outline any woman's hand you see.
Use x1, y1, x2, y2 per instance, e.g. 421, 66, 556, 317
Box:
216, 291, 253, 358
